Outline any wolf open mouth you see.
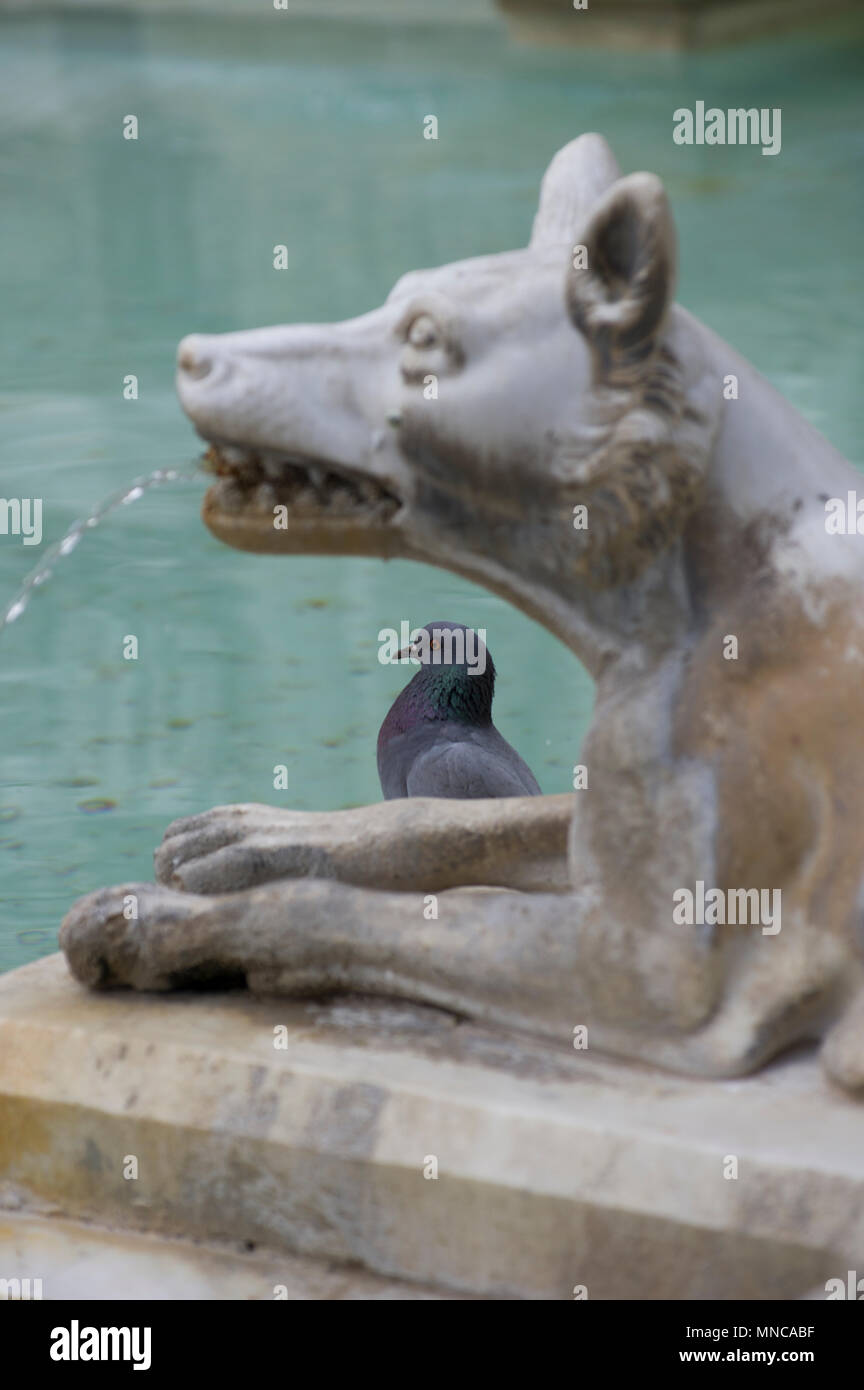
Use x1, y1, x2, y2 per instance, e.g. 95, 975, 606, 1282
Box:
200, 442, 403, 555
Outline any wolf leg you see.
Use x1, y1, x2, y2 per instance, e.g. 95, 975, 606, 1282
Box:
153, 795, 573, 895
61, 875, 719, 1044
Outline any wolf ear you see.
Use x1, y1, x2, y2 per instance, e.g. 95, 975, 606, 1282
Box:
566, 172, 676, 381
530, 134, 622, 248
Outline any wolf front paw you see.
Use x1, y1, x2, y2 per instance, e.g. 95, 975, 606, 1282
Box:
59, 882, 221, 991
154, 803, 363, 894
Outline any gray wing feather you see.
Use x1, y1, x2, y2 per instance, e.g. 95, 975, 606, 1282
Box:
406, 736, 540, 799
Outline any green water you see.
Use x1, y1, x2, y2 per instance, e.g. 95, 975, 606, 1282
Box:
1, 12, 862, 971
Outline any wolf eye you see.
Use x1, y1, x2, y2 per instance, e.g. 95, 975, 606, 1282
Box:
407, 315, 438, 349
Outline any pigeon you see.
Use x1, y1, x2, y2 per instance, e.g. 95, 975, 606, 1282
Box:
377, 621, 542, 799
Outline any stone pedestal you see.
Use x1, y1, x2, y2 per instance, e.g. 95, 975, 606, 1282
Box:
1, 954, 862, 1300
496, 0, 859, 51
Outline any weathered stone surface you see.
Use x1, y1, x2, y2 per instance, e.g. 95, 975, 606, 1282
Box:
1, 955, 863, 1299
0, 1211, 455, 1301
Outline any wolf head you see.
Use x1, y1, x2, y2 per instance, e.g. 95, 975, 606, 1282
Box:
177, 135, 715, 648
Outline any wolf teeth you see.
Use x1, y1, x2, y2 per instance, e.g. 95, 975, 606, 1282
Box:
254, 482, 278, 512
291, 486, 321, 512
209, 444, 400, 519
328, 481, 363, 512
262, 455, 287, 480
218, 480, 247, 514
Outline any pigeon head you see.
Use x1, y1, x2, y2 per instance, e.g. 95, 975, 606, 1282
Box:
377, 621, 541, 800
387, 621, 496, 730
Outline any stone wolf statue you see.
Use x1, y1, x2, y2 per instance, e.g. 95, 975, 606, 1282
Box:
61, 134, 864, 1093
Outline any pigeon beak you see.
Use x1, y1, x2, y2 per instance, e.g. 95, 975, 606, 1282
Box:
397, 646, 413, 661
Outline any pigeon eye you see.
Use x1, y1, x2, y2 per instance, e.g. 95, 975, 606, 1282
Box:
430, 639, 439, 650
407, 314, 438, 349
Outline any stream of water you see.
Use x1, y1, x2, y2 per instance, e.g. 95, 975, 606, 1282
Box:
0, 468, 200, 636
